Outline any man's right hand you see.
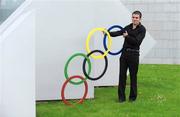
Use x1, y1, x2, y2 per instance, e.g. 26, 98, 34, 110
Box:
102, 28, 107, 35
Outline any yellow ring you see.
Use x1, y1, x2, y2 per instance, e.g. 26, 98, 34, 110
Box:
86, 28, 112, 59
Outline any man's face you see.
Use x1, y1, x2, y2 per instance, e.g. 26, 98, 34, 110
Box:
132, 14, 141, 25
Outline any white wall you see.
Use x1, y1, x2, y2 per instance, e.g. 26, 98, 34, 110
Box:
0, 10, 35, 117
0, 37, 3, 117
23, 0, 155, 100
30, 0, 95, 100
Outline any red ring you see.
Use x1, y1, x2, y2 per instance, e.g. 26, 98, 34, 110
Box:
61, 75, 88, 106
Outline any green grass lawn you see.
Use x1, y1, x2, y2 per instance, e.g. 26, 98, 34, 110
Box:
36, 64, 180, 117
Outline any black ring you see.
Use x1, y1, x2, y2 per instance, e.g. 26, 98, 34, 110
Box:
82, 50, 108, 81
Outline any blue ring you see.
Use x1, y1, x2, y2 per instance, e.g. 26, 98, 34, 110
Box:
103, 25, 124, 55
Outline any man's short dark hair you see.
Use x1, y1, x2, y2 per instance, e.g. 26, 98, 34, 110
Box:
132, 11, 142, 18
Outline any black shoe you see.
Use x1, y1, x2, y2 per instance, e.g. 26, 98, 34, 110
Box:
129, 98, 136, 102
119, 99, 126, 103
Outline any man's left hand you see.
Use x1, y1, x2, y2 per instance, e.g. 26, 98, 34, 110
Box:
123, 31, 128, 38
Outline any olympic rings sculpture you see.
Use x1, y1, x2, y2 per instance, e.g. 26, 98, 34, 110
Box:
61, 25, 124, 106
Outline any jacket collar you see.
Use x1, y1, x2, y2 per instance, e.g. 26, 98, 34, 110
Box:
130, 22, 141, 29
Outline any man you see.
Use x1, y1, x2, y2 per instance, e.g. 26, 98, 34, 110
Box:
109, 11, 146, 102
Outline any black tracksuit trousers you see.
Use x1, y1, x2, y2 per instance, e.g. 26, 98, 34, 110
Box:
118, 50, 139, 101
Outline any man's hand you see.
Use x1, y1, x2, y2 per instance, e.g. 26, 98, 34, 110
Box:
102, 28, 107, 35
123, 31, 128, 38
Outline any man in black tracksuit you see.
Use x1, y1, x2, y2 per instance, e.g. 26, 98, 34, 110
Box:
109, 11, 146, 102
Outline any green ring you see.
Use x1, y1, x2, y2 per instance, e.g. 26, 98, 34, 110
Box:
64, 53, 91, 85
